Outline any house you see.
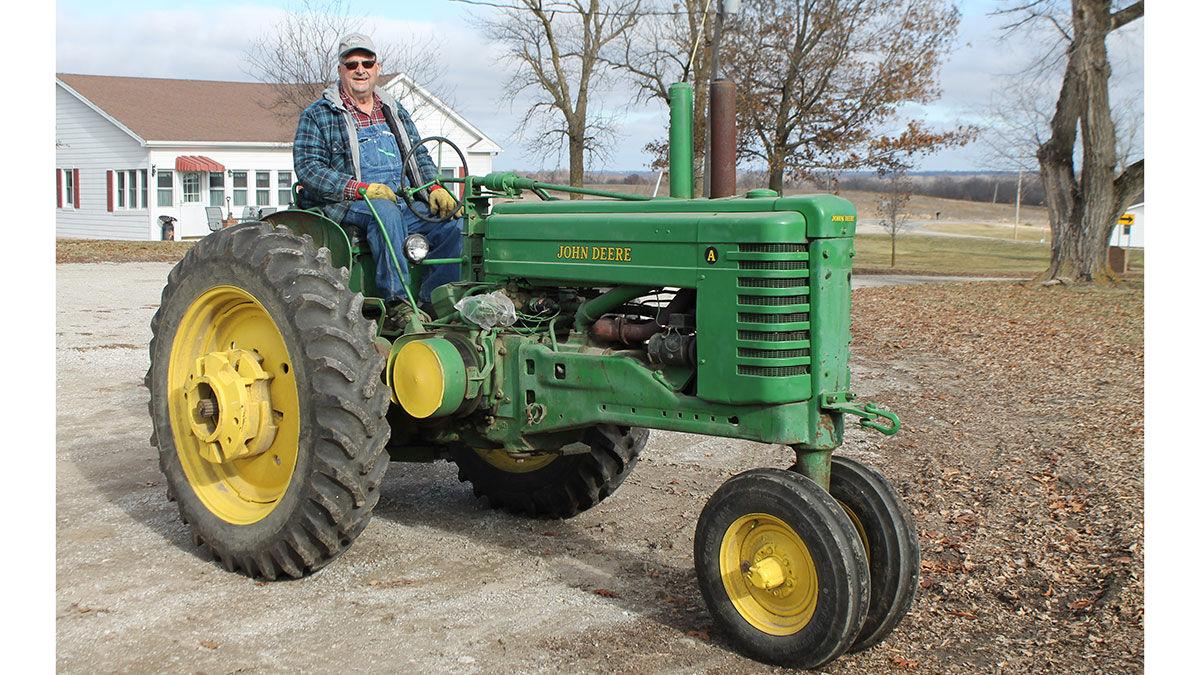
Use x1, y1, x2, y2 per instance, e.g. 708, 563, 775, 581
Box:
1108, 202, 1144, 248
55, 73, 502, 240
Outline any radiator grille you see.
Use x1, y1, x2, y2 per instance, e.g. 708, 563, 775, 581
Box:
738, 347, 811, 359
734, 242, 811, 380
738, 365, 809, 377
738, 294, 808, 306
738, 312, 809, 324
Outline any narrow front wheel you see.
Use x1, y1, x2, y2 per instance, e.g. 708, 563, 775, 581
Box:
694, 468, 869, 668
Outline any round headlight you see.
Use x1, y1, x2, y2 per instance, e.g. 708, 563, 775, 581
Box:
403, 234, 430, 263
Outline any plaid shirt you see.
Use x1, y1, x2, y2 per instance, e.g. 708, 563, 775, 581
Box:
293, 82, 440, 224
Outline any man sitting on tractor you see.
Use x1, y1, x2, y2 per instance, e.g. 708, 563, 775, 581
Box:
292, 32, 461, 313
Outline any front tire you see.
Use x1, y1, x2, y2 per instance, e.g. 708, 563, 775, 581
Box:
694, 468, 869, 669
827, 456, 921, 652
146, 222, 390, 579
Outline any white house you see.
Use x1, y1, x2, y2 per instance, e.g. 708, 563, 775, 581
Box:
56, 73, 502, 240
1108, 202, 1144, 248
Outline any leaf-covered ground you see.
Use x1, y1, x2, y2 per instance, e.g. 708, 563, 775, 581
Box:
834, 280, 1144, 673
55, 239, 195, 264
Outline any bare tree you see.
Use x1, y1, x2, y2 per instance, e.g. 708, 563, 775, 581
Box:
996, 0, 1144, 283
876, 169, 914, 268
725, 0, 973, 193
602, 0, 714, 192
242, 0, 444, 122
478, 0, 641, 192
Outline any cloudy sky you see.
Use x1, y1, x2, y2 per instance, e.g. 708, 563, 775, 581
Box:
55, 0, 1143, 172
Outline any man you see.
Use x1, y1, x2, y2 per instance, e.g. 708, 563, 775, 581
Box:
293, 32, 461, 310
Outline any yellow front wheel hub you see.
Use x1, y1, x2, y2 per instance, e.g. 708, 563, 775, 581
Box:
720, 513, 820, 636
167, 286, 300, 525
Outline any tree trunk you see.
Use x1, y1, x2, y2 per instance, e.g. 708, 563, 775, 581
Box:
1037, 0, 1143, 283
568, 130, 585, 199
768, 158, 785, 194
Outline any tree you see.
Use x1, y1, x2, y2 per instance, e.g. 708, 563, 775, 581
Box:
725, 0, 973, 193
997, 0, 1144, 283
242, 0, 444, 122
478, 0, 642, 192
876, 169, 914, 267
602, 0, 714, 192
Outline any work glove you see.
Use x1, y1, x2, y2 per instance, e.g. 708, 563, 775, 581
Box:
428, 186, 460, 220
363, 183, 397, 202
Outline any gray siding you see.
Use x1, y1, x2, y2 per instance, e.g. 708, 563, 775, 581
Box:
55, 86, 152, 239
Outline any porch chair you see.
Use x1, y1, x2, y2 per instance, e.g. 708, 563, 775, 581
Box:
204, 206, 224, 232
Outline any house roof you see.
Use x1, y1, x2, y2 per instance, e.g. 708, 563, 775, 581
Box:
57, 74, 298, 143
56, 73, 502, 153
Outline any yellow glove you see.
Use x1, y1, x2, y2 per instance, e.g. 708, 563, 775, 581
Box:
363, 183, 397, 202
428, 186, 460, 219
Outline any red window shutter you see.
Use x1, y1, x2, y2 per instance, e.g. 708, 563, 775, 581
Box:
106, 170, 113, 212
73, 169, 81, 209
56, 169, 62, 208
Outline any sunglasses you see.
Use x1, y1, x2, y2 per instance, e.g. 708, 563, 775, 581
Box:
342, 59, 376, 71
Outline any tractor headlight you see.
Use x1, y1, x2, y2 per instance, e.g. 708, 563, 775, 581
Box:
403, 234, 430, 263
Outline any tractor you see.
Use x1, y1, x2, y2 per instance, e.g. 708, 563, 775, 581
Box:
145, 81, 918, 669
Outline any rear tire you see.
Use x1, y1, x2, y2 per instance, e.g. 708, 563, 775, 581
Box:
694, 468, 869, 669
451, 425, 647, 518
146, 222, 390, 579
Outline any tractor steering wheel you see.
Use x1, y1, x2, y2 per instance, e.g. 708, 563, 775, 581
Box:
398, 136, 470, 224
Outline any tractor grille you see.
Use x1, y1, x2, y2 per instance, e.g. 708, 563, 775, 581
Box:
734, 242, 812, 379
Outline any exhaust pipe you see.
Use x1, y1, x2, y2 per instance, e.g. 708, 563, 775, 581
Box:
668, 82, 694, 199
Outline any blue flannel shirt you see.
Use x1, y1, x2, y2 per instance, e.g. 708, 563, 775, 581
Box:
293, 83, 440, 224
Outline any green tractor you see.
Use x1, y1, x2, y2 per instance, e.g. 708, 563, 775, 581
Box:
145, 82, 918, 669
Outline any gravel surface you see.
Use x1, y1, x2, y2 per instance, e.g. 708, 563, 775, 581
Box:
56, 263, 1143, 673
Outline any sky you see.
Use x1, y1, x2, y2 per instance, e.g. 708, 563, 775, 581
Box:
55, 0, 1144, 173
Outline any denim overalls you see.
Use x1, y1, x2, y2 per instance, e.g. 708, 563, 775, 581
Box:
341, 122, 462, 304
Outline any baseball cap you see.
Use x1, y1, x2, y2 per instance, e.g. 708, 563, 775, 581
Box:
338, 33, 377, 59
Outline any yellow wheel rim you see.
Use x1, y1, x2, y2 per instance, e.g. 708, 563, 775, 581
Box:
719, 513, 820, 636
167, 285, 300, 525
474, 448, 556, 473
839, 500, 871, 562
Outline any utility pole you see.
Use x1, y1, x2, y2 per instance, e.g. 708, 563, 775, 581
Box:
1013, 170, 1023, 240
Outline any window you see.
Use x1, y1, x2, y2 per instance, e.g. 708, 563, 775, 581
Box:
157, 171, 174, 207
140, 170, 148, 208
256, 171, 270, 205
182, 173, 201, 203
63, 169, 75, 207
126, 170, 137, 209
209, 172, 225, 207
277, 170, 292, 207
232, 171, 247, 206
117, 171, 126, 208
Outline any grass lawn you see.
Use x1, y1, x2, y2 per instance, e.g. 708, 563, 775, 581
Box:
854, 233, 1052, 276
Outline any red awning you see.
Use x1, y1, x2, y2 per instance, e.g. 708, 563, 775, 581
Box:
175, 155, 225, 173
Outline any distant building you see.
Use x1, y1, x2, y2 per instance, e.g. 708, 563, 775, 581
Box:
55, 73, 501, 240
1108, 202, 1144, 248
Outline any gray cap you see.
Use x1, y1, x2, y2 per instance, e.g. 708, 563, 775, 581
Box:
338, 32, 376, 59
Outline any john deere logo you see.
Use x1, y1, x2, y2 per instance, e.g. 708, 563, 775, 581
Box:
705, 247, 718, 264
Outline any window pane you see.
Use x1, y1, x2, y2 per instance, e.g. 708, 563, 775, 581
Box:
209, 172, 224, 188
127, 171, 137, 209
182, 172, 201, 203
232, 171, 247, 188
278, 171, 292, 206
232, 171, 247, 206
210, 189, 225, 207
140, 170, 148, 208
158, 171, 173, 188
256, 171, 270, 188
233, 190, 247, 207
117, 172, 126, 208
256, 190, 270, 205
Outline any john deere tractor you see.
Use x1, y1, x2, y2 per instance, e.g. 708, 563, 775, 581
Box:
145, 82, 918, 669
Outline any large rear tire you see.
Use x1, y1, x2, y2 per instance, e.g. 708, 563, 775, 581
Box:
450, 425, 647, 518
146, 222, 390, 579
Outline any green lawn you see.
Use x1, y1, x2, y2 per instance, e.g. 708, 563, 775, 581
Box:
855, 233, 1143, 277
